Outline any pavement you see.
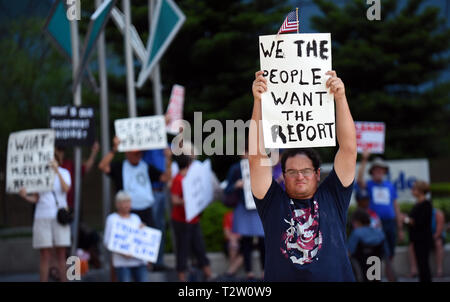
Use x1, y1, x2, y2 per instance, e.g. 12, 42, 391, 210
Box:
1, 266, 449, 282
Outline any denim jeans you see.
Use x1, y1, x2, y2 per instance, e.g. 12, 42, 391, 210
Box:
115, 265, 148, 282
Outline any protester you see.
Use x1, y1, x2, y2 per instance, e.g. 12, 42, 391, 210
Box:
18, 157, 71, 282
354, 186, 382, 229
354, 186, 396, 281
224, 150, 265, 280
98, 136, 171, 228
408, 206, 446, 279
170, 154, 212, 282
347, 209, 389, 282
431, 207, 446, 277
222, 210, 243, 278
403, 180, 433, 282
142, 148, 172, 271
55, 141, 100, 210
357, 151, 403, 279
104, 191, 148, 282
249, 70, 357, 281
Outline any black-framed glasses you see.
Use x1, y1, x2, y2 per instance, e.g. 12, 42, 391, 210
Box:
284, 168, 315, 178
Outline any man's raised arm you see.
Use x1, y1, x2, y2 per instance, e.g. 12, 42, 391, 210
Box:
326, 70, 357, 187
248, 71, 272, 199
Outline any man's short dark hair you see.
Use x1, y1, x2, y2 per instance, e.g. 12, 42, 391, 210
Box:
352, 209, 371, 226
281, 148, 321, 172
173, 154, 192, 170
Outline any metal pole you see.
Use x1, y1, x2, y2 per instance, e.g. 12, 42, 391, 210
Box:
70, 17, 82, 257
123, 0, 137, 117
150, 0, 163, 115
149, 0, 172, 268
96, 0, 112, 232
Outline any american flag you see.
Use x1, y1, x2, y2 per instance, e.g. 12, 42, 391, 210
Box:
277, 10, 299, 35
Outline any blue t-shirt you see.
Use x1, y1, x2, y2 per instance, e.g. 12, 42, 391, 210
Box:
366, 180, 397, 220
142, 149, 165, 189
253, 168, 355, 282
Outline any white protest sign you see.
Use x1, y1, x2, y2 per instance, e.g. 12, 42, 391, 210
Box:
107, 219, 162, 263
321, 158, 430, 203
114, 115, 167, 152
166, 84, 185, 135
355, 121, 385, 154
259, 33, 335, 149
182, 160, 214, 222
240, 159, 256, 210
6, 129, 55, 193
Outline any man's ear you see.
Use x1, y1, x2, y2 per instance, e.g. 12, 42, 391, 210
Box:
316, 168, 321, 182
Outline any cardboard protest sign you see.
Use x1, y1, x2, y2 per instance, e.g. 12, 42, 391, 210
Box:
182, 160, 214, 222
166, 84, 185, 135
240, 159, 256, 210
49, 106, 95, 146
259, 33, 335, 149
6, 129, 55, 193
114, 115, 167, 152
355, 121, 385, 154
106, 219, 162, 263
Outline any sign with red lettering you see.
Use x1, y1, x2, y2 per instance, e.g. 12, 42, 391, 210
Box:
166, 84, 185, 135
355, 121, 385, 154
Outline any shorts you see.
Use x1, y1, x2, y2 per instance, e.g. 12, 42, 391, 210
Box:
32, 218, 71, 249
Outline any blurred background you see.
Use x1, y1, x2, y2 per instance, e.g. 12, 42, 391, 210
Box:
0, 0, 449, 281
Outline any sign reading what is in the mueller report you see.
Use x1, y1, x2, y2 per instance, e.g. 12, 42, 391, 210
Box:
114, 115, 168, 152
6, 129, 56, 194
259, 33, 335, 149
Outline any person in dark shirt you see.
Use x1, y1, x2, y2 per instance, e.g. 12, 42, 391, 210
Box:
347, 209, 389, 281
404, 180, 433, 282
249, 70, 357, 281
98, 136, 171, 228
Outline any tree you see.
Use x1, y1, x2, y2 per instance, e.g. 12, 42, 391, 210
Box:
311, 0, 450, 159
101, 0, 292, 179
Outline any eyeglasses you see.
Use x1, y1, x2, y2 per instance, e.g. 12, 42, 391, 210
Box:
284, 168, 315, 178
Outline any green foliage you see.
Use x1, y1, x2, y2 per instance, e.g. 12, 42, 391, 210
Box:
312, 0, 450, 159
200, 201, 230, 252
0, 17, 72, 163
431, 183, 450, 196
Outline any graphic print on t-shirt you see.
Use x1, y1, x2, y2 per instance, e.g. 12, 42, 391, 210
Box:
281, 199, 322, 265
372, 186, 391, 205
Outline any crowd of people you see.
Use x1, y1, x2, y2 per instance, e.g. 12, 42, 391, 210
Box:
15, 70, 448, 282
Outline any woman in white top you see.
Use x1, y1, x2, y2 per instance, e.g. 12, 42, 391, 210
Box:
104, 191, 148, 282
19, 157, 72, 282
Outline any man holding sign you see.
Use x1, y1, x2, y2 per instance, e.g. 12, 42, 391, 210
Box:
249, 60, 357, 282
98, 136, 172, 228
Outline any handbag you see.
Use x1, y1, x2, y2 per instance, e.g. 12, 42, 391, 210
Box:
52, 192, 74, 225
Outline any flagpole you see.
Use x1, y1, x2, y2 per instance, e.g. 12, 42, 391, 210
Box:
296, 7, 299, 33
69, 16, 83, 258
95, 0, 112, 232
150, 0, 163, 116
123, 0, 137, 117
